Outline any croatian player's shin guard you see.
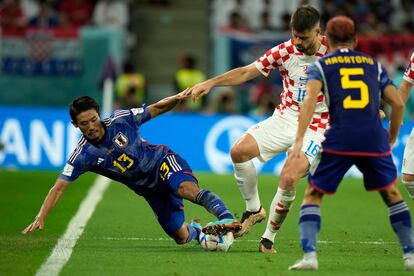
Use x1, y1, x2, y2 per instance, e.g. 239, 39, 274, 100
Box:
402, 180, 414, 199
234, 160, 261, 212
388, 201, 414, 254
298, 205, 321, 253
195, 189, 233, 220
262, 188, 296, 242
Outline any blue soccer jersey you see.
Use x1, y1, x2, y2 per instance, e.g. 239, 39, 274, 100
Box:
307, 48, 394, 155
59, 107, 174, 196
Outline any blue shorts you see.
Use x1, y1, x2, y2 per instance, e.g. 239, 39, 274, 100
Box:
145, 153, 198, 237
308, 152, 397, 194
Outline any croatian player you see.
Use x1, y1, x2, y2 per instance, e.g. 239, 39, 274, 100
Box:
23, 92, 241, 247
186, 5, 328, 252
398, 52, 414, 199
288, 16, 414, 271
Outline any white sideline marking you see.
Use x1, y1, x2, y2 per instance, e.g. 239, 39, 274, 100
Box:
36, 176, 111, 276
94, 236, 397, 245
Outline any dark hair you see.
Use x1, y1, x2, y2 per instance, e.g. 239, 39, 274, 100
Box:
326, 16, 356, 45
290, 5, 320, 33
69, 96, 100, 123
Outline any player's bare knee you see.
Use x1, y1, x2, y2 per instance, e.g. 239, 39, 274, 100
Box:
403, 174, 414, 183
280, 164, 301, 190
173, 225, 189, 244
303, 186, 323, 205
230, 144, 246, 163
280, 171, 296, 189
177, 181, 200, 201
380, 186, 403, 205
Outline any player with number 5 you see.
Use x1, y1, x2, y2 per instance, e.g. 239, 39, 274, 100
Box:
289, 15, 414, 271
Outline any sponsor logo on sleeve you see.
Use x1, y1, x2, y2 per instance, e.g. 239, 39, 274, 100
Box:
131, 108, 144, 115
62, 164, 74, 176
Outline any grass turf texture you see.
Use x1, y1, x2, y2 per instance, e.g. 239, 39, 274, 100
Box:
1, 171, 413, 275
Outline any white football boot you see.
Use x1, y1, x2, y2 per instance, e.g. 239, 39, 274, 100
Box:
288, 252, 319, 270
404, 253, 414, 271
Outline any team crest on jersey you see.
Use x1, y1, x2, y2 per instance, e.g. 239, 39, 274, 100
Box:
113, 132, 128, 148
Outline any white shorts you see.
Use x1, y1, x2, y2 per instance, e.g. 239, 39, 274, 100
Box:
402, 128, 414, 175
247, 112, 325, 164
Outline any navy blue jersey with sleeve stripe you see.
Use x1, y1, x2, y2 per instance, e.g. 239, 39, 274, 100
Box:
306, 48, 394, 155
59, 106, 174, 195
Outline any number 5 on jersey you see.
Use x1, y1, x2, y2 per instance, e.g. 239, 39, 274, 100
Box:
340, 68, 369, 109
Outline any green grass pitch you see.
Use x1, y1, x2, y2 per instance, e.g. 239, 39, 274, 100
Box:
1, 170, 413, 275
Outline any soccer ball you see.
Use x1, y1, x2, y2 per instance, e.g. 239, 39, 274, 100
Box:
199, 232, 234, 252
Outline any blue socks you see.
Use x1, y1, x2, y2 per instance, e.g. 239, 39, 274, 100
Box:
388, 201, 414, 254
185, 223, 201, 243
299, 204, 321, 253
195, 189, 233, 220
298, 201, 414, 255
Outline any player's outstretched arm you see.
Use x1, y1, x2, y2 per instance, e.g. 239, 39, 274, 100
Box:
147, 88, 190, 119
383, 84, 405, 145
292, 80, 323, 158
22, 178, 69, 235
186, 63, 261, 102
399, 79, 413, 104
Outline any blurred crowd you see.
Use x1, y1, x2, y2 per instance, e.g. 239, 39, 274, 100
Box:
1, 0, 414, 120
0, 0, 130, 33
212, 0, 414, 35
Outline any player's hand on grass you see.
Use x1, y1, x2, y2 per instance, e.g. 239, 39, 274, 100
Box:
22, 217, 44, 235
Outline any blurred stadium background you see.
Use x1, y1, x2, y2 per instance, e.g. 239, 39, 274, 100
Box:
1, 0, 414, 275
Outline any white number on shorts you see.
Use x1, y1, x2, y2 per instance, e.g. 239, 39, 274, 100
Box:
305, 140, 320, 158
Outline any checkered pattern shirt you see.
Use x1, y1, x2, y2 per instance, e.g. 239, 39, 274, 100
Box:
403, 52, 414, 84
254, 37, 329, 134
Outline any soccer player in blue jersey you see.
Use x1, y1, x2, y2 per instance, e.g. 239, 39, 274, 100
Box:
22, 92, 241, 247
288, 16, 414, 271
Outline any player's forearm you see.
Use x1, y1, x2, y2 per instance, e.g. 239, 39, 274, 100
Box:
296, 96, 317, 142
389, 103, 404, 143
36, 180, 68, 220
398, 80, 413, 104
210, 65, 259, 87
149, 94, 180, 118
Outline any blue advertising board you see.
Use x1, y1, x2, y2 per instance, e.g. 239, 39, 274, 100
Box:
0, 106, 412, 177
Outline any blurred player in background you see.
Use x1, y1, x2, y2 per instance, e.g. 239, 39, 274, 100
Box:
186, 5, 328, 253
23, 92, 241, 247
288, 16, 414, 271
398, 52, 414, 199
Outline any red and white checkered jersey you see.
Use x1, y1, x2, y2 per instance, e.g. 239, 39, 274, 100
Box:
403, 52, 414, 84
254, 37, 329, 134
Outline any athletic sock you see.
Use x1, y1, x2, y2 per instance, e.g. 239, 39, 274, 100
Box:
388, 201, 414, 254
298, 204, 321, 253
262, 187, 296, 242
233, 160, 261, 212
402, 180, 414, 199
195, 189, 233, 220
185, 223, 201, 243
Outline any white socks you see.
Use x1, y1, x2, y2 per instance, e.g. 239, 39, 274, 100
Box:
233, 160, 261, 212
262, 187, 296, 242
403, 180, 414, 199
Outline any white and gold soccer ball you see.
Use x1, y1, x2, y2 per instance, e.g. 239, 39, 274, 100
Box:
199, 232, 234, 252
